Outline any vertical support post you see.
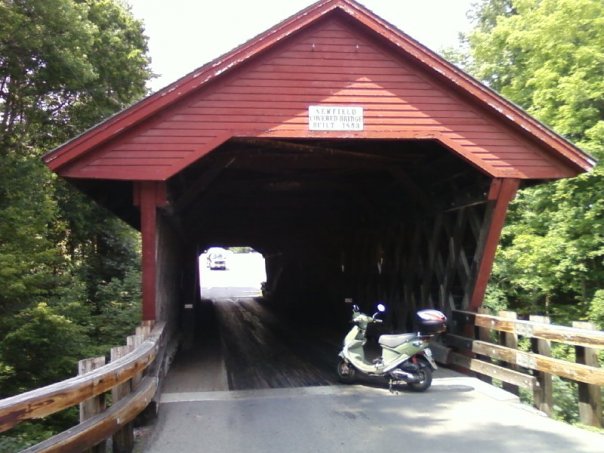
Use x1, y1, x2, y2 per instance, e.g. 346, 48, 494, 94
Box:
135, 181, 160, 321
469, 178, 519, 311
530, 315, 553, 416
111, 345, 135, 453
141, 182, 157, 321
78, 356, 107, 453
498, 311, 519, 396
572, 321, 603, 428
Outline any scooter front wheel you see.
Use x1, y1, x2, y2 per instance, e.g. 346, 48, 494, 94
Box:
336, 358, 356, 384
406, 365, 432, 392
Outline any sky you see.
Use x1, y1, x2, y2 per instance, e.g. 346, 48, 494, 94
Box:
126, 0, 476, 92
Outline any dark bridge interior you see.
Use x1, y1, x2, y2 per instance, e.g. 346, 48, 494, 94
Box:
149, 137, 492, 391
173, 138, 488, 245
173, 138, 490, 324
74, 137, 493, 334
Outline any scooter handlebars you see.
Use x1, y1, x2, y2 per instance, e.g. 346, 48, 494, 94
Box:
352, 311, 383, 329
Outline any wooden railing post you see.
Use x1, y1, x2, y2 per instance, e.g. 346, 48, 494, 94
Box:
530, 315, 552, 416
111, 345, 135, 453
78, 356, 107, 453
476, 307, 493, 384
572, 321, 603, 428
498, 311, 519, 396
128, 328, 147, 387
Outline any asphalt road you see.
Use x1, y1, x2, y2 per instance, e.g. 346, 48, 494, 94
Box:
146, 378, 604, 453
199, 252, 266, 300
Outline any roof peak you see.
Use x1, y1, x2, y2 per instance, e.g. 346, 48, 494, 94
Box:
43, 0, 594, 175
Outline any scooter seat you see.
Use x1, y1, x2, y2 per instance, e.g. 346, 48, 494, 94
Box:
379, 333, 417, 348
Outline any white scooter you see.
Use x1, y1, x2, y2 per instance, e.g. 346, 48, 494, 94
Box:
337, 304, 446, 392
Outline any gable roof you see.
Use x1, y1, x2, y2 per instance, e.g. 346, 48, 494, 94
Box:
43, 0, 595, 177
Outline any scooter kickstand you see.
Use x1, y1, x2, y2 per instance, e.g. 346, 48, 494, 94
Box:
388, 379, 398, 395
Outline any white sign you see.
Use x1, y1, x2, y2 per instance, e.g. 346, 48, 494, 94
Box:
308, 105, 364, 131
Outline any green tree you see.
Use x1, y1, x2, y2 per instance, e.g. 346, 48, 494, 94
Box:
0, 0, 150, 435
0, 156, 70, 319
0, 303, 91, 396
459, 0, 603, 425
0, 0, 150, 151
459, 0, 604, 321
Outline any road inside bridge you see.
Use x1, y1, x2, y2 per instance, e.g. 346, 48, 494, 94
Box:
142, 253, 603, 452
163, 252, 341, 392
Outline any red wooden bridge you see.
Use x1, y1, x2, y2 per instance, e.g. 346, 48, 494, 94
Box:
1, 1, 601, 450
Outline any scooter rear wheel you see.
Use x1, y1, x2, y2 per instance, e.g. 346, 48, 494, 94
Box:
336, 358, 356, 384
406, 365, 432, 392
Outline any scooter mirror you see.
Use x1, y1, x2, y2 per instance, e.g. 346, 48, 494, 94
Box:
377, 303, 386, 313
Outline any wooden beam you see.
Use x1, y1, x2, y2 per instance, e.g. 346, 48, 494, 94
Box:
498, 311, 519, 395
573, 321, 603, 428
470, 178, 519, 310
475, 306, 494, 384
111, 345, 135, 452
137, 182, 159, 321
78, 356, 107, 453
530, 315, 553, 416
233, 137, 416, 164
456, 310, 604, 349
388, 167, 434, 213
172, 155, 236, 213
448, 351, 537, 390
21, 377, 158, 453
446, 334, 604, 386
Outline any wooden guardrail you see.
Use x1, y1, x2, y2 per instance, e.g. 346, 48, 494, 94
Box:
435, 309, 603, 428
0, 321, 166, 452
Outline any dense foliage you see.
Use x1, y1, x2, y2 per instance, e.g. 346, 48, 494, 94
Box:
455, 0, 603, 424
457, 0, 604, 323
0, 0, 150, 447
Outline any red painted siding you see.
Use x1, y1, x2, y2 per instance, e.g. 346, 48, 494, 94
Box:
62, 17, 573, 181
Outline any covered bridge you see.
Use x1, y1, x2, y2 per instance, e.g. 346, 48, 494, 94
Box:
43, 0, 593, 333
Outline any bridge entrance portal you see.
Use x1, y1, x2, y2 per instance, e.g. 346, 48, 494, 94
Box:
43, 0, 591, 378
170, 136, 495, 333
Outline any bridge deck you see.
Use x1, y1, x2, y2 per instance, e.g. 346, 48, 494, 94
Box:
144, 377, 603, 453
141, 298, 603, 452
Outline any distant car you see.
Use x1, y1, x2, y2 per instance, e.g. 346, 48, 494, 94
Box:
207, 250, 228, 270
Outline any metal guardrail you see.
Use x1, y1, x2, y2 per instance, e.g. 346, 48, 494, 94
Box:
0, 321, 166, 452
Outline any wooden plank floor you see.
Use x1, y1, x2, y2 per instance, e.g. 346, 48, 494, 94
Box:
163, 298, 342, 393
214, 299, 340, 390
